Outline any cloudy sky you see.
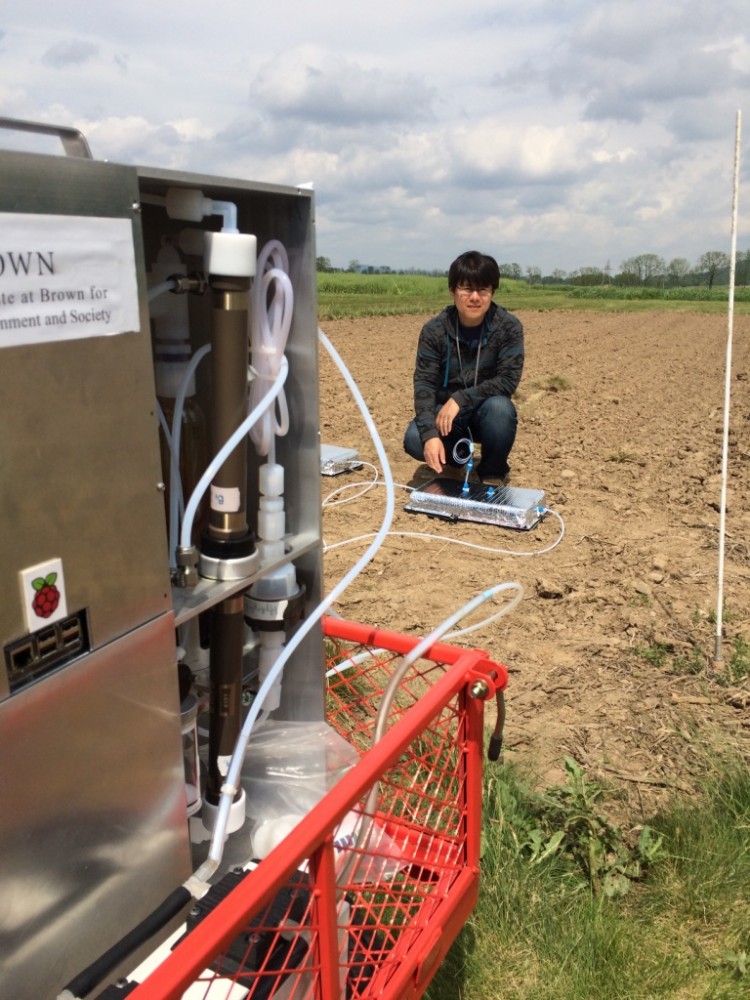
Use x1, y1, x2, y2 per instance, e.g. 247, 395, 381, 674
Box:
1, 1, 747, 274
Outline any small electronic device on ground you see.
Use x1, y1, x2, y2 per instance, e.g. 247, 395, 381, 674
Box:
404, 477, 546, 530
320, 444, 363, 476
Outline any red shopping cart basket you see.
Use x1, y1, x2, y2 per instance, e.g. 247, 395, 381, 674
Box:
125, 617, 508, 1000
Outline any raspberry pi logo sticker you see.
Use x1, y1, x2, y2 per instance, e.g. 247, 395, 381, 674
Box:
20, 558, 68, 630
32, 573, 61, 619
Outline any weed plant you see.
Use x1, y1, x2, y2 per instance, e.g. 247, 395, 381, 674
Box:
426, 755, 750, 1000
606, 448, 639, 464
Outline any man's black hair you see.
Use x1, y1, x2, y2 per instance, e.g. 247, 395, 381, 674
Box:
448, 251, 500, 291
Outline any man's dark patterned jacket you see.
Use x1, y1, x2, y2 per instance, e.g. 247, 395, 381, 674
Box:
412, 302, 524, 445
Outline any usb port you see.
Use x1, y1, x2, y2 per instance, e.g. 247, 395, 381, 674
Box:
61, 619, 82, 647
37, 627, 59, 658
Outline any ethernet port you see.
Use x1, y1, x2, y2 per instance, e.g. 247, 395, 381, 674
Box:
9, 641, 35, 674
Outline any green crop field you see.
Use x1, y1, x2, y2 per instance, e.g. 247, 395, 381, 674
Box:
316, 272, 750, 319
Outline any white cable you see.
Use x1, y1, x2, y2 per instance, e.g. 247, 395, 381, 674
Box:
325, 580, 524, 677
323, 495, 562, 642
322, 479, 561, 673
194, 326, 396, 877
373, 581, 523, 741
249, 241, 293, 456
169, 344, 211, 569
156, 399, 172, 450
322, 465, 380, 507
324, 507, 565, 559
148, 280, 174, 303
452, 437, 474, 464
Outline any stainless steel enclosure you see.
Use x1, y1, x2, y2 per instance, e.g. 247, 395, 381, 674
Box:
0, 130, 324, 997
1, 617, 188, 992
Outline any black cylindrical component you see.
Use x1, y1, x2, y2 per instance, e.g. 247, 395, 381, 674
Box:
61, 886, 191, 998
205, 594, 245, 805
207, 277, 253, 548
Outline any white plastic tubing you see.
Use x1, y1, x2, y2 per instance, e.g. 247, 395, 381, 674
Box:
192, 327, 397, 880
249, 240, 293, 458
169, 344, 211, 569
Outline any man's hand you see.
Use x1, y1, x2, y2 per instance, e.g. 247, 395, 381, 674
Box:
436, 398, 460, 436
423, 437, 445, 473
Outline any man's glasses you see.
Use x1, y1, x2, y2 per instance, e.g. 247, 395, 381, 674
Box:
455, 285, 493, 298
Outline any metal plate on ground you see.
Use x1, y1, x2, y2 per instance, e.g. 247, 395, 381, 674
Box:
320, 444, 363, 476
404, 477, 546, 530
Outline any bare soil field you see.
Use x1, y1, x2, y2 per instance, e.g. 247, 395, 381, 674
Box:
318, 309, 750, 820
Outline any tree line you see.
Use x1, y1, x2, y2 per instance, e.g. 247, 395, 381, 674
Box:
316, 251, 750, 290
524, 251, 749, 290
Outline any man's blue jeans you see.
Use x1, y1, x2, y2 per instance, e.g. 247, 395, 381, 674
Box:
403, 395, 517, 479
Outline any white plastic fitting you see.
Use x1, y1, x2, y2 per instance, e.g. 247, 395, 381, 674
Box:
166, 187, 213, 223
204, 231, 257, 277
257, 497, 285, 542
202, 787, 246, 836
259, 462, 285, 498
257, 539, 286, 564
257, 631, 285, 712
166, 188, 241, 233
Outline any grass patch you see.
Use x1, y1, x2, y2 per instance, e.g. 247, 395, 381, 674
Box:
317, 273, 455, 319
671, 646, 706, 675
528, 374, 571, 392
606, 447, 639, 464
426, 755, 750, 1000
725, 634, 750, 685
632, 616, 750, 683
635, 641, 672, 667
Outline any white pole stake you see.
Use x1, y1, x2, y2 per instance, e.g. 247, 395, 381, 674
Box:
713, 109, 742, 669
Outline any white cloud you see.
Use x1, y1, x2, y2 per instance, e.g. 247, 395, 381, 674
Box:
0, 0, 747, 273
41, 39, 99, 68
250, 46, 435, 126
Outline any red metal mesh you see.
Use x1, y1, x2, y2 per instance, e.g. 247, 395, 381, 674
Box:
127, 618, 507, 1000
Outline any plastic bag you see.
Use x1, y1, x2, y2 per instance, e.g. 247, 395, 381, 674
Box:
241, 720, 402, 880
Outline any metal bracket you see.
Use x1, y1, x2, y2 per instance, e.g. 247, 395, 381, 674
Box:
467, 663, 504, 699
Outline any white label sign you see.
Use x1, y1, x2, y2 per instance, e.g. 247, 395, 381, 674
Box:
210, 485, 242, 512
0, 212, 140, 348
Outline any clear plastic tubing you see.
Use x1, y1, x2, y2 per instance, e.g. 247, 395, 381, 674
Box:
249, 240, 293, 456
169, 344, 211, 569
148, 279, 176, 303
